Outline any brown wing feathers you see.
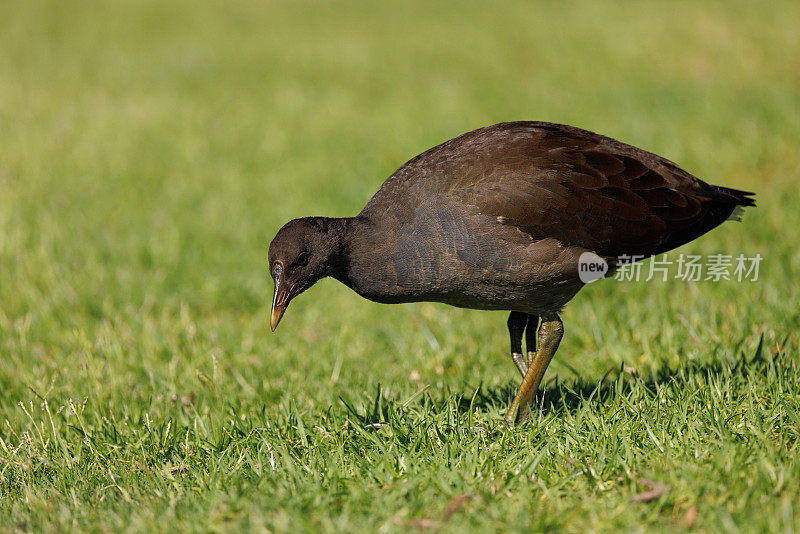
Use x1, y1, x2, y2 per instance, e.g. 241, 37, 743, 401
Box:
363, 121, 754, 263
459, 122, 754, 260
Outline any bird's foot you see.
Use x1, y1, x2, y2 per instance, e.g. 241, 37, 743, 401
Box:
502, 391, 535, 428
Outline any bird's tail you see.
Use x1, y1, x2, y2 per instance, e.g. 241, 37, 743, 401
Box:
712, 186, 756, 221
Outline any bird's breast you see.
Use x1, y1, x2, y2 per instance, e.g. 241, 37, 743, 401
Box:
341, 203, 586, 312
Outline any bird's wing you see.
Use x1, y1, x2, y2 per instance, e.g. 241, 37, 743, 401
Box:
370, 122, 752, 260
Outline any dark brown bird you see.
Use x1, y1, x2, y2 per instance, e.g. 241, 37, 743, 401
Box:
268, 121, 754, 426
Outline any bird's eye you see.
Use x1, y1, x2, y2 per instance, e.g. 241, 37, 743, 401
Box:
297, 253, 308, 267
272, 263, 283, 278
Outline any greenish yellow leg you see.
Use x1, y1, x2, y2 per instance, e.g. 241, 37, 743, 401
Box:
504, 313, 563, 426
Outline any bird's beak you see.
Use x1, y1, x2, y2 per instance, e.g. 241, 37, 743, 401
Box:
270, 278, 290, 332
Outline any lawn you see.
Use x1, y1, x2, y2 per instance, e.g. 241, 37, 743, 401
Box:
1, 0, 799, 531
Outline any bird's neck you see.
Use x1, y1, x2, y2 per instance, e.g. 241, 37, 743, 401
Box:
328, 215, 394, 299
306, 215, 361, 280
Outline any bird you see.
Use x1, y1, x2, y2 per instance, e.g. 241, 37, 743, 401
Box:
267, 121, 755, 426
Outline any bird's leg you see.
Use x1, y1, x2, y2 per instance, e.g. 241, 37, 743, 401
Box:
507, 312, 529, 377
504, 313, 563, 426
519, 313, 541, 419
525, 314, 540, 366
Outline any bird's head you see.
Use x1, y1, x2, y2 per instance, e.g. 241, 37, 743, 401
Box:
267, 217, 344, 331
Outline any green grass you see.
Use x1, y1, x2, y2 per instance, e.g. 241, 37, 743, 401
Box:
1, 0, 799, 531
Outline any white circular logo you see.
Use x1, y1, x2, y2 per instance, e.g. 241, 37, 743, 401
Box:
578, 252, 609, 283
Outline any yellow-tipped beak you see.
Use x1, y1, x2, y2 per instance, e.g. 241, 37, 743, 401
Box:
270, 303, 286, 332
271, 277, 290, 332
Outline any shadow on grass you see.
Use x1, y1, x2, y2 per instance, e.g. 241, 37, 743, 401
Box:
340, 334, 785, 424
447, 333, 774, 416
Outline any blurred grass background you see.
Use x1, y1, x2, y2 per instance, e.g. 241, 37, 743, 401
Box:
0, 0, 799, 531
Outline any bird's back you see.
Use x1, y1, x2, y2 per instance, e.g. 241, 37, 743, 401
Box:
360, 121, 754, 261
